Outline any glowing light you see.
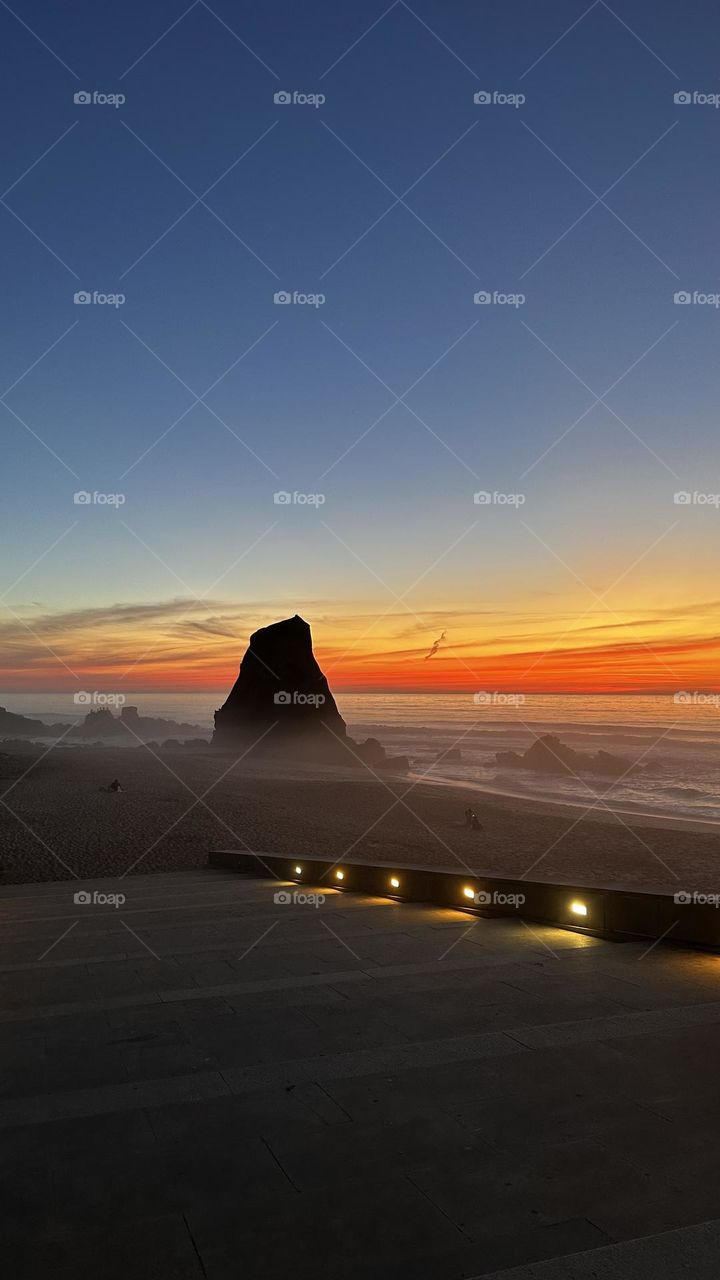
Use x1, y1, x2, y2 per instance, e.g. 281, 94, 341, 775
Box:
570, 901, 588, 917
390, 877, 400, 889
335, 870, 345, 881
294, 866, 302, 876
463, 887, 475, 900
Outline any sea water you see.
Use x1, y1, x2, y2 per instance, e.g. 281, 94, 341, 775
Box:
3, 692, 719, 824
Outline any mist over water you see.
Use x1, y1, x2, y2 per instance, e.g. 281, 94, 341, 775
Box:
4, 692, 719, 823
341, 693, 720, 824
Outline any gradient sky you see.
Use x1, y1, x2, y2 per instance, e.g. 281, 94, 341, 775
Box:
2, 0, 719, 693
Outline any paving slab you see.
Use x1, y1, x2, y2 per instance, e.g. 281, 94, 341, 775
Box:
1, 868, 719, 1277
478, 1218, 720, 1279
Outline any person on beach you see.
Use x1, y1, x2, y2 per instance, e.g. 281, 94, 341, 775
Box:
470, 812, 483, 831
464, 807, 473, 826
100, 779, 123, 793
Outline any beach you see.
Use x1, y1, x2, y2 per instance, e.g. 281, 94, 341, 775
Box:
2, 743, 720, 893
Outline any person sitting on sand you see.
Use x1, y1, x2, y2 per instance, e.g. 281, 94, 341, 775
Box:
100, 779, 123, 793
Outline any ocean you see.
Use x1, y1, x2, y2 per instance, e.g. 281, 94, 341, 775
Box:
3, 692, 719, 825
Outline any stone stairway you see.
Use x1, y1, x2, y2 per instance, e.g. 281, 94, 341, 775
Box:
2, 868, 720, 1278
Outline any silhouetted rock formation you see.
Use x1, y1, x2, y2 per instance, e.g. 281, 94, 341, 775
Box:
214, 616, 345, 754
213, 615, 408, 770
496, 734, 641, 778
379, 754, 410, 773
72, 709, 123, 738
117, 706, 205, 740
68, 706, 205, 742
0, 738, 43, 755
0, 703, 205, 743
0, 707, 71, 737
356, 737, 385, 764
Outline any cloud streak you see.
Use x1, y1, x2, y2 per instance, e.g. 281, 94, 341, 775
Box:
1, 595, 719, 693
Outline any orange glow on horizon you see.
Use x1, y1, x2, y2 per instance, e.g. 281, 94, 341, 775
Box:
3, 633, 720, 695
2, 599, 719, 696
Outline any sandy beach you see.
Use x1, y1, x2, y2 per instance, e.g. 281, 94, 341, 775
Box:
2, 743, 720, 893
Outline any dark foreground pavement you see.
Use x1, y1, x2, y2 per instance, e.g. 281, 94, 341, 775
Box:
2, 868, 720, 1278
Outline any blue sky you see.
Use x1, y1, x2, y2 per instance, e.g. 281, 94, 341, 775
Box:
1, 0, 719, 689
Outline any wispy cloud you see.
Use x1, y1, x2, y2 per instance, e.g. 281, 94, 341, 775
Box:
1, 595, 719, 693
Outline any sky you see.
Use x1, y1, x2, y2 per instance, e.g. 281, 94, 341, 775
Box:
1, 0, 719, 694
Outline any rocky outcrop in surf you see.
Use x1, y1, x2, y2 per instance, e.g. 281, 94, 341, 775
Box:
496, 733, 642, 778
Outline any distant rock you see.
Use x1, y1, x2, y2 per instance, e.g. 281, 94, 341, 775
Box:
0, 737, 43, 753
377, 755, 411, 773
114, 705, 206, 740
72, 709, 125, 738
0, 706, 71, 737
356, 737, 385, 764
0, 703, 206, 744
496, 733, 641, 778
69, 705, 205, 742
213, 615, 406, 771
